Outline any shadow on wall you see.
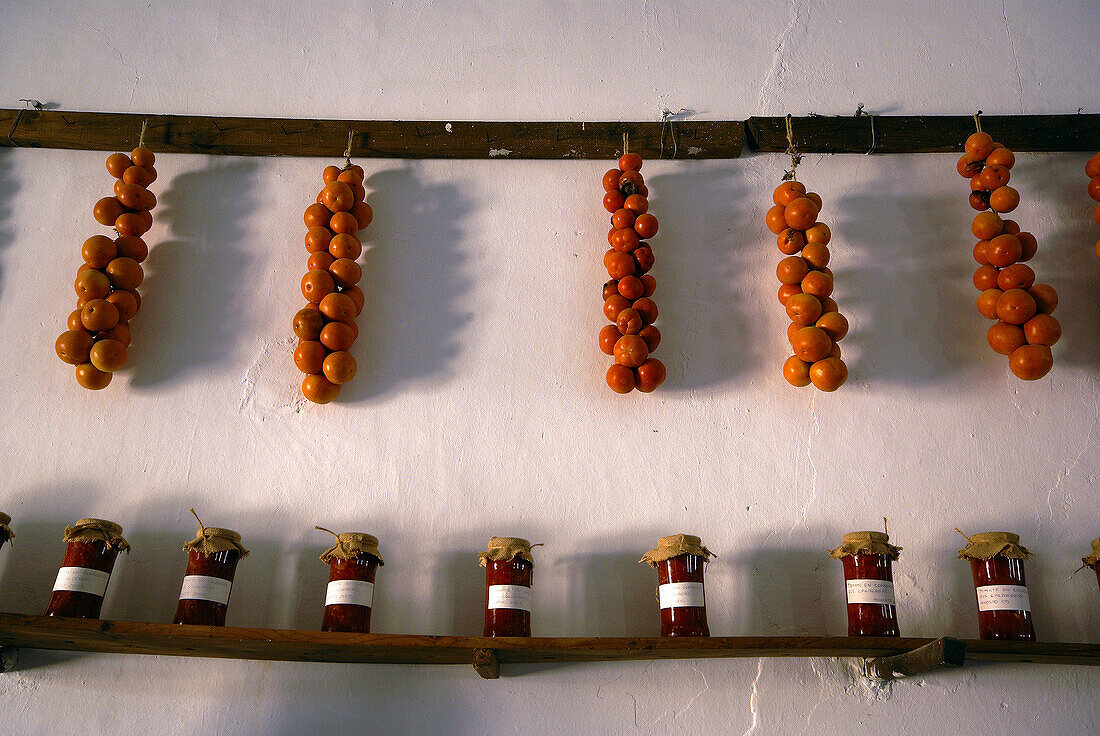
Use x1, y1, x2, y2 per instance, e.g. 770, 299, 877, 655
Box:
0, 151, 17, 303
1014, 154, 1100, 371
339, 164, 473, 403
557, 550, 657, 637
837, 181, 977, 385
647, 165, 752, 390
128, 159, 258, 389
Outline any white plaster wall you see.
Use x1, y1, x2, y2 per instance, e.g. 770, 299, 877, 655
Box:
0, 1, 1097, 733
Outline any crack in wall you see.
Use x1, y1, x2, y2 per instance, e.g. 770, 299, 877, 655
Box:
1039, 403, 1097, 535
756, 0, 806, 113
1001, 0, 1024, 112
740, 658, 764, 736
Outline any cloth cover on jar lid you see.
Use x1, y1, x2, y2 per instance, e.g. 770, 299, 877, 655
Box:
640, 534, 715, 567
183, 525, 249, 557
64, 518, 130, 552
829, 531, 902, 560
320, 532, 384, 565
1082, 538, 1100, 569
957, 531, 1031, 560
0, 512, 12, 543
479, 537, 536, 567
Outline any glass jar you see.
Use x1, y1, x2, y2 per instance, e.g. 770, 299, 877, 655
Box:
958, 531, 1035, 641
829, 531, 901, 637
641, 534, 714, 637
172, 524, 247, 626
1083, 538, 1100, 592
45, 518, 130, 619
479, 537, 535, 637
319, 530, 383, 633
0, 513, 12, 551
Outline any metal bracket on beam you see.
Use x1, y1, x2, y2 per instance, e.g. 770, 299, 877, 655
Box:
867, 637, 966, 681
472, 648, 500, 679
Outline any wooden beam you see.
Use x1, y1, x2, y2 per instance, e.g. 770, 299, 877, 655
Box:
0, 109, 743, 160
747, 114, 1100, 153
0, 614, 1094, 674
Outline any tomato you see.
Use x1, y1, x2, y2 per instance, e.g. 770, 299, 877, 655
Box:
995, 288, 1037, 324
322, 351, 357, 384
618, 171, 645, 196
986, 147, 1015, 169
304, 203, 331, 228
614, 334, 649, 367
640, 274, 656, 297
777, 228, 806, 255
302, 373, 340, 403
106, 290, 138, 321
81, 300, 120, 332
328, 233, 362, 260
294, 340, 327, 374
106, 257, 143, 290
792, 326, 832, 362
329, 258, 362, 288
778, 283, 802, 306
957, 154, 983, 178
783, 355, 811, 387
987, 321, 1026, 354
350, 201, 373, 230
973, 240, 991, 265
804, 192, 822, 209
606, 251, 636, 280
106, 152, 132, 178
633, 213, 658, 239
776, 256, 809, 285
610, 227, 640, 253
804, 222, 830, 244
320, 321, 355, 351
598, 325, 621, 355
89, 338, 127, 372
765, 205, 787, 235
785, 293, 821, 326
638, 325, 661, 351
801, 242, 829, 268
1087, 152, 1100, 178
800, 270, 833, 298
632, 245, 655, 274
114, 212, 148, 237
815, 311, 848, 341
93, 196, 125, 226
606, 363, 636, 393
67, 308, 84, 331
996, 263, 1035, 291
969, 191, 991, 211
75, 362, 112, 390
809, 357, 847, 391
81, 236, 116, 268
1028, 283, 1058, 314
979, 165, 1010, 190
305, 227, 333, 254
602, 169, 622, 192
976, 288, 1003, 319
130, 146, 155, 168
631, 297, 658, 324
1088, 176, 1100, 202
337, 168, 363, 187
602, 280, 618, 300
635, 358, 666, 392
75, 270, 111, 300
615, 308, 642, 335
55, 330, 94, 365
104, 322, 130, 347
618, 153, 642, 172
603, 190, 626, 213
301, 269, 335, 303
329, 211, 358, 235
320, 182, 354, 213
986, 234, 1022, 267
623, 194, 648, 215
989, 186, 1019, 213
1008, 344, 1053, 380
772, 180, 807, 207
307, 251, 335, 272
293, 308, 326, 340
617, 275, 644, 300
1016, 232, 1038, 262
115, 235, 148, 263
971, 211, 1004, 240
603, 295, 630, 321
783, 197, 818, 230
319, 292, 357, 324
965, 132, 994, 160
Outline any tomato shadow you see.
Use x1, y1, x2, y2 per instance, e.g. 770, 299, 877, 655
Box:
837, 179, 976, 385
1012, 153, 1100, 372
646, 163, 753, 390
127, 159, 258, 389
0, 150, 17, 303
338, 163, 473, 403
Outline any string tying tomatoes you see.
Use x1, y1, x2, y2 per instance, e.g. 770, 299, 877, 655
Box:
598, 136, 666, 393
55, 121, 157, 389
293, 132, 372, 404
959, 112, 1058, 380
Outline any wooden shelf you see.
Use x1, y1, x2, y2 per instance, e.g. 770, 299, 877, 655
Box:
0, 613, 1094, 678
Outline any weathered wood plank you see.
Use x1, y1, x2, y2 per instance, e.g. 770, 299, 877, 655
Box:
0, 109, 742, 159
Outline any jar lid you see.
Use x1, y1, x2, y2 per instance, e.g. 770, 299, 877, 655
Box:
184, 525, 249, 557
320, 532, 384, 565
64, 518, 130, 551
829, 531, 902, 560
1082, 538, 1100, 568
479, 537, 536, 567
957, 531, 1031, 560
0, 512, 11, 540
640, 533, 714, 567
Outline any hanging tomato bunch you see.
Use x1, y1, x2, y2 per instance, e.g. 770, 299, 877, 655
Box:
1087, 151, 1100, 260
598, 152, 666, 393
766, 181, 849, 391
958, 130, 1058, 380
292, 163, 372, 404
54, 145, 157, 389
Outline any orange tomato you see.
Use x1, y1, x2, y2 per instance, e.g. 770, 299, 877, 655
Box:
801, 270, 833, 298
957, 154, 982, 178
606, 364, 635, 393
772, 180, 806, 207
1086, 151, 1100, 178
765, 205, 787, 235
624, 194, 648, 215
81, 299, 120, 332
603, 190, 625, 213
89, 338, 127, 372
979, 165, 1010, 190
815, 311, 848, 341
640, 274, 657, 298
1028, 284, 1058, 314
804, 222, 831, 244
782, 355, 811, 387
776, 256, 809, 285
328, 233, 362, 260
294, 340, 327, 374
302, 373, 341, 403
598, 325, 621, 355
635, 358, 666, 392
130, 146, 155, 168
329, 258, 362, 288
305, 226, 333, 254
319, 292, 357, 324
631, 297, 658, 325
606, 251, 635, 280
804, 191, 822, 209
115, 235, 148, 263
603, 295, 630, 321
307, 251, 335, 272
987, 321, 1026, 355
106, 290, 138, 321
618, 153, 642, 172
778, 283, 802, 306
971, 211, 1004, 240
301, 269, 335, 303
986, 147, 1015, 169
81, 236, 116, 268
75, 362, 112, 390
106, 257, 143, 290
329, 211, 359, 235
293, 308, 326, 340
995, 288, 1037, 325
988, 186, 1019, 213
638, 325, 661, 352
321, 181, 355, 213
304, 203, 331, 228
1008, 344, 1053, 380
114, 212, 148, 237
801, 242, 829, 269
1088, 176, 1100, 202
617, 275, 644, 300
976, 288, 1003, 319
996, 263, 1035, 291
808, 357, 847, 391
611, 208, 635, 230
323, 165, 342, 184
633, 213, 658, 239
965, 132, 994, 160
973, 240, 991, 265
783, 197, 819, 230
610, 227, 640, 253
632, 245, 655, 274
986, 234, 1022, 267
93, 196, 125, 226
792, 326, 832, 362
602, 169, 622, 192
615, 308, 642, 335
1016, 231, 1038, 262
106, 152, 132, 178
75, 270, 111, 301
322, 351, 357, 384
320, 321, 355, 351
1023, 314, 1061, 346
350, 201, 374, 230
777, 228, 806, 255
55, 330, 94, 365
120, 163, 153, 186
614, 334, 649, 368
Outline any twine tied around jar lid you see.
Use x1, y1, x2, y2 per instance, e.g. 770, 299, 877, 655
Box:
182, 509, 248, 557
955, 529, 1031, 560
64, 518, 130, 552
479, 537, 539, 567
0, 512, 12, 542
640, 534, 715, 567
829, 531, 902, 560
1081, 538, 1100, 569
316, 527, 384, 565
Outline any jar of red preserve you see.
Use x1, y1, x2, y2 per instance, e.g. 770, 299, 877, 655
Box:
640, 534, 714, 637
45, 518, 130, 619
957, 530, 1035, 641
0, 513, 12, 551
479, 537, 536, 637
172, 514, 248, 626
318, 528, 383, 633
1082, 538, 1100, 593
829, 530, 901, 637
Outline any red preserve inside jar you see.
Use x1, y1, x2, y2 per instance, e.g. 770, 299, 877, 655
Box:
319, 531, 383, 633
830, 531, 901, 637
45, 518, 129, 619
959, 531, 1035, 641
173, 524, 247, 626
642, 534, 713, 637
480, 537, 534, 637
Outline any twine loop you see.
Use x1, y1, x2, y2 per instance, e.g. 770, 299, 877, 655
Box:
973, 110, 983, 134
659, 107, 686, 160
856, 103, 876, 155
783, 113, 802, 180
344, 130, 355, 166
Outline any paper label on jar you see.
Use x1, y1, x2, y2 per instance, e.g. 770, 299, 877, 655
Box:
326, 579, 374, 608
52, 566, 110, 597
487, 584, 532, 611
846, 579, 896, 606
659, 582, 705, 609
976, 584, 1030, 612
179, 575, 233, 605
